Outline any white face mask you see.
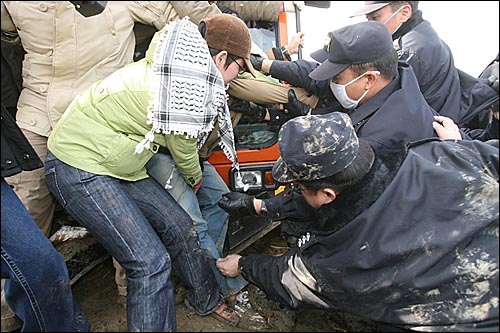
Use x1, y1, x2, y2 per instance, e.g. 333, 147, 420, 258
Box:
330, 71, 380, 110
383, 5, 406, 35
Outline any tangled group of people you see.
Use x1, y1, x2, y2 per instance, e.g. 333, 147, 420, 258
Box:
1, 1, 498, 332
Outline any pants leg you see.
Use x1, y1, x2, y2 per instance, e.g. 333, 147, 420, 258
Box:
45, 153, 176, 331
45, 152, 220, 328
4, 129, 55, 237
197, 162, 247, 296
1, 178, 89, 332
146, 154, 247, 297
228, 76, 319, 107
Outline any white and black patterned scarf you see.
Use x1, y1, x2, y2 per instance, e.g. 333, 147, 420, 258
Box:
135, 17, 239, 171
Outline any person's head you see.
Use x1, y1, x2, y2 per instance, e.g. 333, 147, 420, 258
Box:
351, 1, 418, 35
272, 112, 375, 209
199, 13, 257, 84
309, 21, 397, 110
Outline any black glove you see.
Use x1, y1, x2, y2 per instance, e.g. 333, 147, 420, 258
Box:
250, 54, 264, 71
285, 89, 311, 116
267, 107, 295, 126
230, 99, 267, 122
218, 192, 257, 219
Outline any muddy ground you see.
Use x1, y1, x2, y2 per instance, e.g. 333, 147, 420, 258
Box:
67, 227, 382, 332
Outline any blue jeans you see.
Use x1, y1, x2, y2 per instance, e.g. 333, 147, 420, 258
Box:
44, 151, 221, 332
146, 153, 247, 297
1, 178, 90, 332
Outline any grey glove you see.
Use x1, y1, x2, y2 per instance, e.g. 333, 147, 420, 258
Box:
218, 192, 257, 219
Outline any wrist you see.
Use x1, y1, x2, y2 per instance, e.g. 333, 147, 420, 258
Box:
281, 45, 291, 61
237, 256, 246, 277
259, 200, 268, 216
193, 178, 203, 191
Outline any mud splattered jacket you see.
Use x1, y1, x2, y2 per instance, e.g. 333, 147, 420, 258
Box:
240, 139, 499, 331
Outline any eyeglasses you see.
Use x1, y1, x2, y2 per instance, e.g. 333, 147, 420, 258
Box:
228, 54, 247, 75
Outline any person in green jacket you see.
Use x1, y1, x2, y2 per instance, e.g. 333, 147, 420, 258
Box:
44, 14, 256, 331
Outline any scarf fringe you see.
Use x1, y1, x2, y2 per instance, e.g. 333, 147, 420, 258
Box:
135, 17, 239, 171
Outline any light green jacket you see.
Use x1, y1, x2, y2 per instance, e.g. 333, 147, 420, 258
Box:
48, 29, 202, 186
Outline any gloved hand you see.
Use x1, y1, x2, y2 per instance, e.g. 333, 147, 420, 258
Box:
230, 99, 267, 122
285, 89, 311, 116
250, 54, 264, 71
267, 107, 295, 126
218, 192, 257, 219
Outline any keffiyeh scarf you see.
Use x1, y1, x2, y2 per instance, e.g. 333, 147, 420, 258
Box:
135, 17, 239, 172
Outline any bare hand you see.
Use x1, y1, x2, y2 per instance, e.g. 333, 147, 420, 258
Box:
216, 254, 242, 277
287, 32, 305, 55
433, 116, 462, 140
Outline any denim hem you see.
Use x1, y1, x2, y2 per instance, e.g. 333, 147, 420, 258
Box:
183, 297, 223, 316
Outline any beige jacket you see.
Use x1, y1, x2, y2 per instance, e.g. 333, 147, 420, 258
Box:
216, 1, 291, 22
1, 1, 220, 137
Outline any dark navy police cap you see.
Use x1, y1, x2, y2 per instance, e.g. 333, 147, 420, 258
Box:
309, 21, 393, 81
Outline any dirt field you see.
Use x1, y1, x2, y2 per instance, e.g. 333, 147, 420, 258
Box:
70, 228, 382, 332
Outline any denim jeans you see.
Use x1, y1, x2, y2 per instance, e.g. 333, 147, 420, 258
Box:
44, 151, 221, 331
1, 178, 89, 332
146, 153, 247, 297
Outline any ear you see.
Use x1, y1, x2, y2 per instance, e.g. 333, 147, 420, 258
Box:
365, 71, 379, 90
322, 188, 337, 205
214, 50, 228, 66
400, 5, 412, 22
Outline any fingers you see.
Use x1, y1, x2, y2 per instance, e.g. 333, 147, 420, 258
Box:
433, 116, 462, 140
216, 255, 241, 277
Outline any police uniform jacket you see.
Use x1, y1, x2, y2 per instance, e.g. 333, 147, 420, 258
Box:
270, 59, 439, 152
395, 14, 498, 128
239, 139, 499, 331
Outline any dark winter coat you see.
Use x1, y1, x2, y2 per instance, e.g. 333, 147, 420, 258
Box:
1, 39, 42, 178
395, 13, 498, 129
1, 105, 43, 178
271, 59, 439, 152
240, 139, 499, 331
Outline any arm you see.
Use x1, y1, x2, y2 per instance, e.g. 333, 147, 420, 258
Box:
128, 1, 221, 30
252, 57, 323, 94
218, 191, 318, 222
264, 32, 305, 60
165, 134, 203, 189
216, 1, 284, 22
1, 1, 19, 44
217, 248, 328, 309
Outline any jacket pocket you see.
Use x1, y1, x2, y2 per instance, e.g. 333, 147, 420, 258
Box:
100, 133, 157, 177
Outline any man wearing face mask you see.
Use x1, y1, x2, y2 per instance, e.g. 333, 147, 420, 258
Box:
252, 21, 439, 151
351, 1, 499, 138
308, 20, 438, 151
247, 21, 442, 249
